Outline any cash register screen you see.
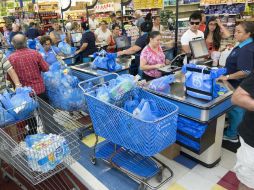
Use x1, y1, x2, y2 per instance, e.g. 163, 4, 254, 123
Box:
115, 36, 131, 50
189, 39, 209, 59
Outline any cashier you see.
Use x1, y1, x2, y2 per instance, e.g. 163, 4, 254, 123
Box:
140, 31, 170, 81
118, 21, 153, 75
75, 22, 97, 59
40, 35, 64, 65
218, 21, 254, 142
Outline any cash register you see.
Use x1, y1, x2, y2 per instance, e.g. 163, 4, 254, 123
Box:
159, 39, 213, 75
189, 39, 213, 66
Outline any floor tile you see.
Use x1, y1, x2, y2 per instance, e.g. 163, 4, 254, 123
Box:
219, 148, 237, 171
168, 183, 186, 190
173, 155, 198, 169
191, 164, 229, 184
177, 171, 215, 190
81, 134, 105, 147
211, 184, 227, 190
218, 171, 239, 190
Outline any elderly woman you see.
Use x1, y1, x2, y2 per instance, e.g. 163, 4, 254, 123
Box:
140, 31, 170, 81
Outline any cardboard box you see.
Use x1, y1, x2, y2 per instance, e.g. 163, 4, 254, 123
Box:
160, 143, 181, 160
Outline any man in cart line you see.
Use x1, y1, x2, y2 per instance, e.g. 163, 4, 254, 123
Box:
0, 51, 22, 93
8, 34, 49, 135
8, 34, 49, 100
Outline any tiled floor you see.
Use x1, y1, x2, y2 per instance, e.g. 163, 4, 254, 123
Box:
80, 135, 239, 190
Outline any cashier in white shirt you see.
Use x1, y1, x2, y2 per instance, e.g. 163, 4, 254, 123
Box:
181, 11, 204, 54
88, 14, 99, 29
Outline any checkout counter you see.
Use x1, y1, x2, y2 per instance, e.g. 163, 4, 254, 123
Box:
145, 39, 233, 167
70, 56, 133, 81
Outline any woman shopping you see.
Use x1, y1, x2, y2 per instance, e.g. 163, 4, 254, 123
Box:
204, 17, 231, 55
218, 21, 254, 142
140, 31, 170, 81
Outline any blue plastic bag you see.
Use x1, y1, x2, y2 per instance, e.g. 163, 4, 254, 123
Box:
148, 75, 175, 94
182, 64, 226, 100
133, 99, 160, 121
0, 103, 16, 127
0, 87, 38, 120
177, 116, 207, 138
58, 41, 72, 56
10, 87, 38, 119
92, 50, 122, 72
27, 39, 37, 50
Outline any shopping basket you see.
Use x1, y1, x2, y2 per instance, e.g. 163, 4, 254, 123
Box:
0, 97, 80, 185
79, 73, 179, 156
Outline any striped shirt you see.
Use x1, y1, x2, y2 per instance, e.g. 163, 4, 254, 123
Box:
0, 51, 12, 93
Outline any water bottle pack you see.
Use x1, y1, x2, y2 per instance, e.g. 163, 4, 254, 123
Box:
24, 134, 70, 173
182, 64, 226, 101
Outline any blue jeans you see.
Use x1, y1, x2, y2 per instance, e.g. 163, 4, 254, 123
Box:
164, 48, 174, 61
225, 106, 245, 137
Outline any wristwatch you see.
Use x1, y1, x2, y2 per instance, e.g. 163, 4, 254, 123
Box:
226, 75, 230, 79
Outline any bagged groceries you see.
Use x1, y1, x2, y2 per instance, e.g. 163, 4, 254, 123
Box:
148, 75, 175, 94
92, 50, 122, 72
182, 64, 226, 100
43, 62, 86, 111
0, 87, 38, 126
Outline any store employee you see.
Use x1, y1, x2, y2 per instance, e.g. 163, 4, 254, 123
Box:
218, 21, 254, 142
118, 21, 153, 75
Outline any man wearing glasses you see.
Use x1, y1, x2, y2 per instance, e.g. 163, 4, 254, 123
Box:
181, 11, 204, 54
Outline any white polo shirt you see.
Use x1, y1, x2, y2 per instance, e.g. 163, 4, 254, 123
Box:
181, 29, 204, 46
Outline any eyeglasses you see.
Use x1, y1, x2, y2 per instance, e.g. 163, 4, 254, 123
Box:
190, 22, 200, 25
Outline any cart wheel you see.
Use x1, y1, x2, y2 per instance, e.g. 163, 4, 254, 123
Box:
90, 157, 96, 165
156, 169, 163, 183
78, 132, 83, 140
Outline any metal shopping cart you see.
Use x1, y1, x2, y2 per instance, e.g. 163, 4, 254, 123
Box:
0, 95, 80, 189
79, 74, 179, 190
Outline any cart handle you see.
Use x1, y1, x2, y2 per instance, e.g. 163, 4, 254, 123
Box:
78, 73, 119, 93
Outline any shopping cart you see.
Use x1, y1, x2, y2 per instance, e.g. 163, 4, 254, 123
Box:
79, 74, 179, 190
0, 96, 80, 189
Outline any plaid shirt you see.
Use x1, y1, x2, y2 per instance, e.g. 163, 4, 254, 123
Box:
8, 48, 49, 95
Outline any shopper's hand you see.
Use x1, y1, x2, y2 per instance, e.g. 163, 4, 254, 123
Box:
218, 75, 228, 81
117, 51, 125, 57
75, 50, 81, 55
165, 59, 171, 65
216, 18, 223, 27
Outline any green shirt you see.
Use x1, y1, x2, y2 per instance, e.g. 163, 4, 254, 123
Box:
0, 51, 12, 93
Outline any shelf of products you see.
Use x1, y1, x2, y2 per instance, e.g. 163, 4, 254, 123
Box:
203, 3, 245, 14
39, 12, 59, 30
200, 0, 254, 6
133, 0, 163, 9
38, 2, 59, 12
164, 2, 201, 18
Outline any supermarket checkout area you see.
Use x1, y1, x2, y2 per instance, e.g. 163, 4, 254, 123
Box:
65, 39, 233, 189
